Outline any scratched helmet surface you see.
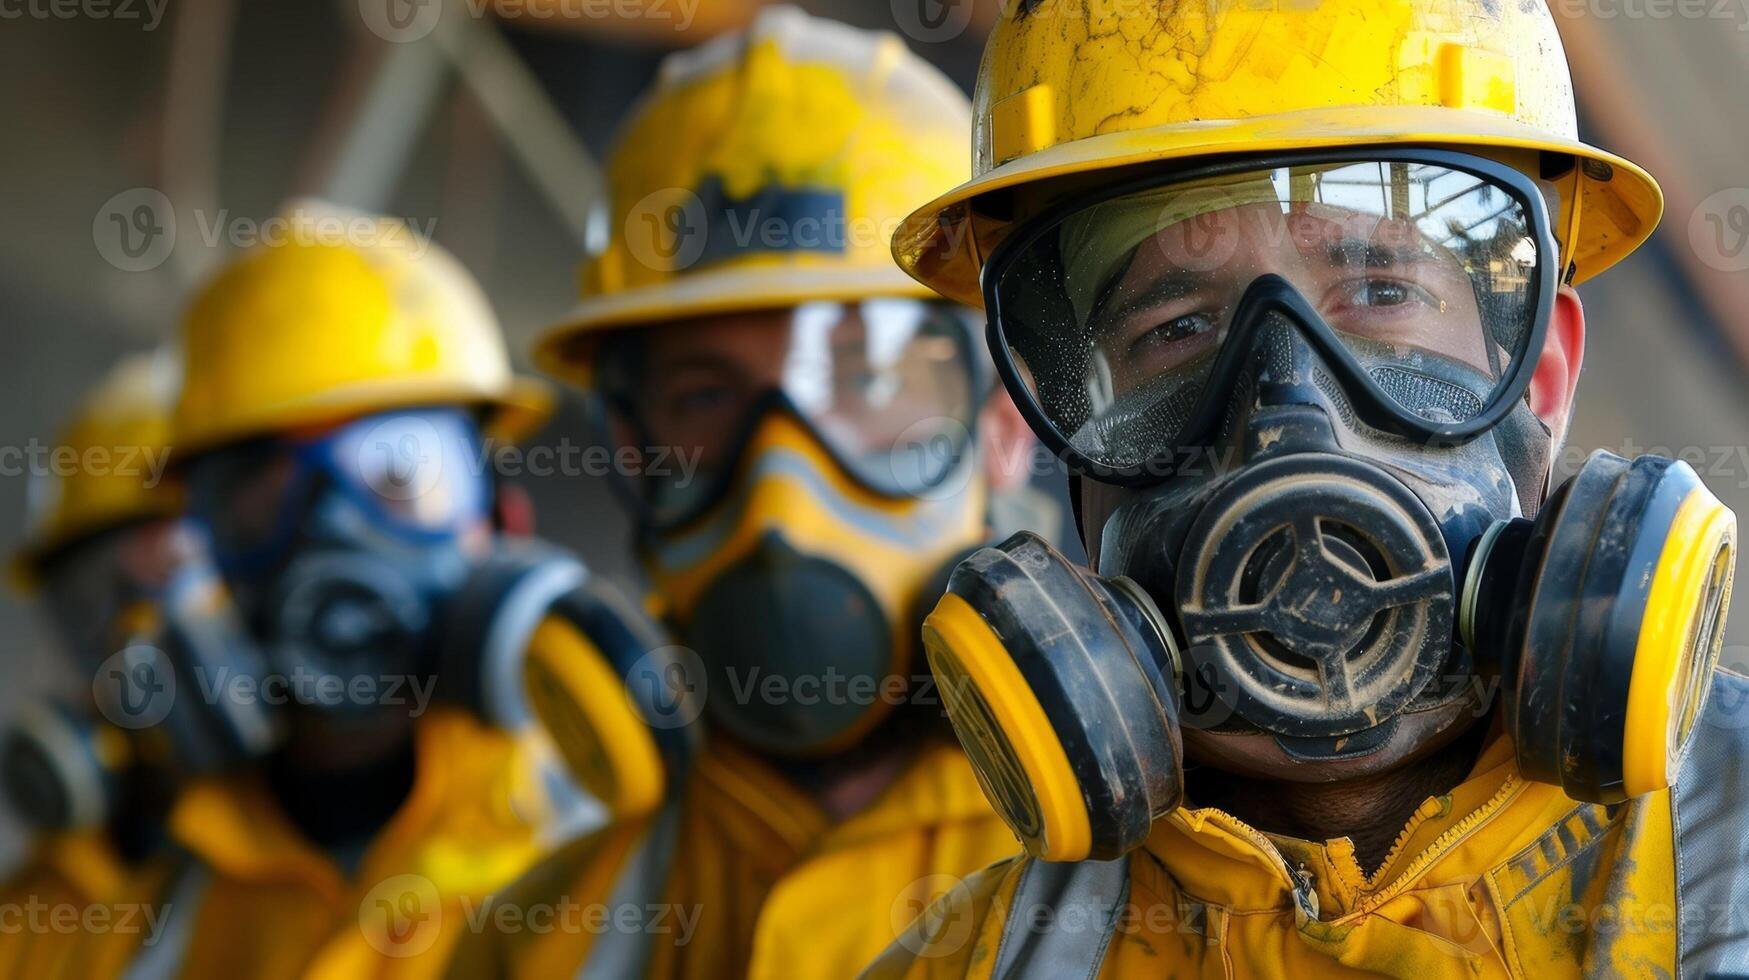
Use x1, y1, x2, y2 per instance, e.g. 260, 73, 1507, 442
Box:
893, 0, 1663, 307
533, 4, 974, 383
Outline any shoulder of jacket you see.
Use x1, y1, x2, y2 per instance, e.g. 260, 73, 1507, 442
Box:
1671, 667, 1749, 977
859, 854, 1030, 979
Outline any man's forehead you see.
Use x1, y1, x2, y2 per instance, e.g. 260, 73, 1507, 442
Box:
645, 310, 799, 364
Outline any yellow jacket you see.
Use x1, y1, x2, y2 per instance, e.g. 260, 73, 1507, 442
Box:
448, 737, 1019, 979
867, 669, 1749, 979
59, 710, 558, 980
0, 832, 129, 979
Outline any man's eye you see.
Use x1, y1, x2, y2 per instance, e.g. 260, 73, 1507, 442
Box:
1132, 312, 1218, 353
1344, 278, 1433, 309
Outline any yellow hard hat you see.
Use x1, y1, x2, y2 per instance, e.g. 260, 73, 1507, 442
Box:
894, 0, 1664, 307
12, 350, 184, 586
175, 201, 553, 457
534, 5, 973, 383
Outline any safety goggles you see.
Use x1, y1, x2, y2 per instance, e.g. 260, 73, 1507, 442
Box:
984, 149, 1558, 483
187, 409, 490, 574
596, 299, 986, 529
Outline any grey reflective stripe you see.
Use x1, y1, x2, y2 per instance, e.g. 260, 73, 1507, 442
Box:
1675, 668, 1749, 979
990, 856, 1130, 980
121, 852, 213, 980
576, 798, 684, 980
479, 557, 586, 728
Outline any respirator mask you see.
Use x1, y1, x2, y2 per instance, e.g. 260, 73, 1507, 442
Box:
184, 408, 595, 745
924, 150, 1737, 861
592, 298, 991, 757
4, 535, 271, 848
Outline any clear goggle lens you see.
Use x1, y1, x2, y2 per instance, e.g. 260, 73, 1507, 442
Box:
597, 299, 982, 525
992, 158, 1547, 471
190, 409, 488, 566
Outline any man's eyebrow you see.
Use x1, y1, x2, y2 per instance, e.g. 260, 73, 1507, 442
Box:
1320, 237, 1435, 268
1090, 266, 1209, 332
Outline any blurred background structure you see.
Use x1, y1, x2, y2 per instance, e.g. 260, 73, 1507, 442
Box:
3, 0, 1748, 863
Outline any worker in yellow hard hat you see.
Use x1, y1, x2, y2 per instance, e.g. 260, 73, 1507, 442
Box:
55, 202, 669, 979
867, 1, 1744, 977
445, 8, 1038, 977
0, 351, 197, 978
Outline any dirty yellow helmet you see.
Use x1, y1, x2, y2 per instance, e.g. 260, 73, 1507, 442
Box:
175, 201, 553, 456
534, 4, 972, 382
12, 351, 184, 586
895, 0, 1663, 306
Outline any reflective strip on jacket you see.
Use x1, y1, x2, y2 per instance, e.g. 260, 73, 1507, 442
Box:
445, 737, 1019, 979
57, 708, 562, 980
866, 669, 1749, 980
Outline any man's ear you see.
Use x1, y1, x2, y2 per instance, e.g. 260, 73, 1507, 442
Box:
978, 388, 1036, 493
1526, 285, 1586, 436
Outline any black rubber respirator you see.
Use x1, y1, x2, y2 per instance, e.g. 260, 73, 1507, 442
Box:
925, 151, 1737, 861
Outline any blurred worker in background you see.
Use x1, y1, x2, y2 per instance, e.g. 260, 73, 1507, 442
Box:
0, 351, 197, 977
447, 8, 1037, 978
57, 203, 659, 978
868, 0, 1746, 976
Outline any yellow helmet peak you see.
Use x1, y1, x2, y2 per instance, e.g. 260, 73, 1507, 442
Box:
534, 5, 974, 384
895, 0, 1662, 307
174, 200, 552, 458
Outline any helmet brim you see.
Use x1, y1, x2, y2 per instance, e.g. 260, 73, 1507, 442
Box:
533, 263, 940, 387
895, 104, 1663, 308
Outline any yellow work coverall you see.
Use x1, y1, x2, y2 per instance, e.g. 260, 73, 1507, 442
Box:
867, 669, 1749, 979
0, 831, 129, 978
446, 737, 1020, 979
56, 709, 562, 979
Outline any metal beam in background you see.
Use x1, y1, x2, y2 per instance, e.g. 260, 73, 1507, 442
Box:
308, 0, 601, 246
306, 38, 454, 213
160, 0, 237, 285
430, 0, 601, 246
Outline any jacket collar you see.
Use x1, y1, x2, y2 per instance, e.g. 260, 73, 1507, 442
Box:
1143, 733, 1554, 918
694, 736, 992, 863
38, 831, 128, 903
168, 710, 542, 910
